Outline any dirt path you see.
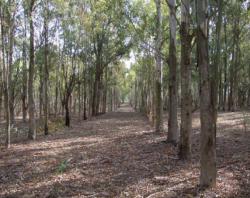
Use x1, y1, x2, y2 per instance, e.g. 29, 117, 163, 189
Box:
0, 105, 249, 197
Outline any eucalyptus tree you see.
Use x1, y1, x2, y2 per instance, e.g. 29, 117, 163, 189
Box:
89, 0, 133, 116
22, 2, 28, 122
125, 0, 158, 123
179, 0, 192, 160
28, 0, 36, 140
0, 0, 19, 146
197, 0, 216, 188
222, 15, 228, 111
167, 0, 178, 143
154, 0, 163, 132
59, 1, 79, 127
207, 0, 222, 155
228, 1, 243, 112
0, 0, 11, 147
215, 0, 223, 111
6, 0, 16, 125
43, 0, 49, 135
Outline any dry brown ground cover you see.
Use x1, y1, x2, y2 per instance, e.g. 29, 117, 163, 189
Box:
0, 105, 249, 198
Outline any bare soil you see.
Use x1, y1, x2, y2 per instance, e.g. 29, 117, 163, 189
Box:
0, 105, 249, 197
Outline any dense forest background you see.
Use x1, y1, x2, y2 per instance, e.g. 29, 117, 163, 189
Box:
0, 0, 250, 197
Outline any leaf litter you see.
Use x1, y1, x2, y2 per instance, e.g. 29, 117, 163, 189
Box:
0, 105, 249, 197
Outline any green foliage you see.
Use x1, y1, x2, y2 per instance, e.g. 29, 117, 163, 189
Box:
57, 159, 68, 173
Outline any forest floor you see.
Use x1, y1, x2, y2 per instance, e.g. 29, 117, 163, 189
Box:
0, 104, 249, 198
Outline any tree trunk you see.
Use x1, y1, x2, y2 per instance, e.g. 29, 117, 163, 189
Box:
22, 19, 28, 122
197, 0, 216, 188
111, 87, 114, 111
0, 88, 2, 119
228, 17, 239, 112
39, 66, 43, 119
223, 18, 228, 111
83, 67, 87, 120
179, 0, 192, 160
55, 48, 60, 117
167, 0, 178, 143
96, 74, 103, 114
218, 70, 223, 110
248, 89, 250, 107
78, 81, 81, 120
44, 0, 49, 135
102, 66, 108, 114
134, 80, 137, 110
233, 16, 240, 111
65, 94, 70, 127
213, 0, 222, 113
154, 0, 163, 133
1, 6, 11, 148
9, 23, 15, 125
77, 62, 81, 120
88, 68, 93, 118
92, 63, 101, 116
55, 81, 58, 116
28, 0, 36, 140
3, 80, 10, 148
